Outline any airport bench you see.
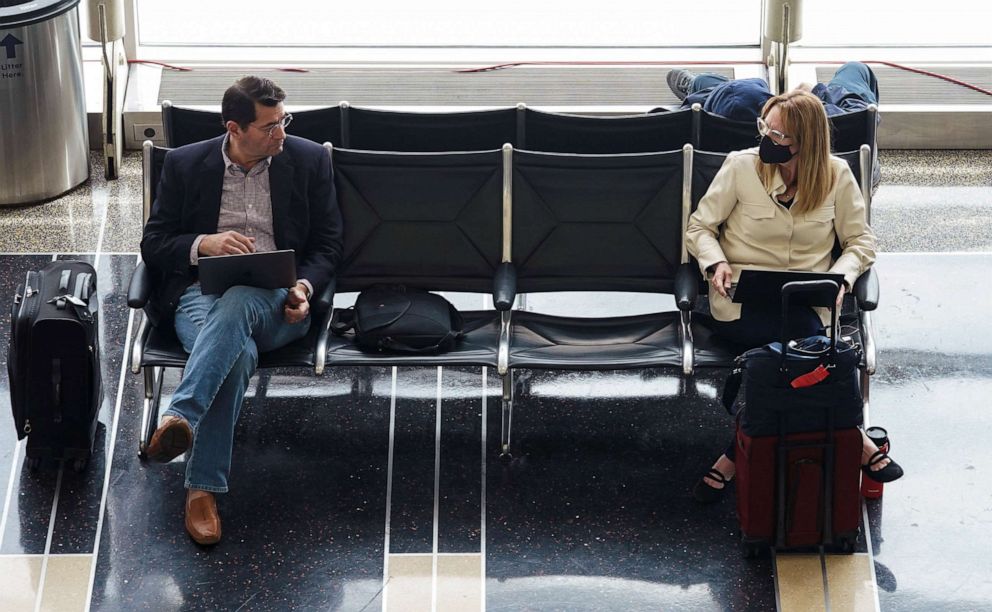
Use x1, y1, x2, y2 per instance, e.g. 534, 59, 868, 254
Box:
129, 141, 878, 458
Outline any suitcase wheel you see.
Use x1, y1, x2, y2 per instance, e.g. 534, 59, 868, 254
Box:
26, 457, 42, 472
71, 457, 88, 473
741, 540, 765, 559
838, 536, 856, 554
138, 442, 149, 461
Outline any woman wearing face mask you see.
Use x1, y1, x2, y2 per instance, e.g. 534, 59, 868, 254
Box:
685, 90, 902, 503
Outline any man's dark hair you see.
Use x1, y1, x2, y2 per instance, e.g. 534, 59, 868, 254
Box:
221, 76, 286, 129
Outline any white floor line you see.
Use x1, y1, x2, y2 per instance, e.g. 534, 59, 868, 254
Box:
83, 302, 137, 612
859, 392, 882, 612
772, 549, 783, 612
862, 503, 883, 612
480, 367, 488, 612
33, 463, 64, 612
883, 251, 992, 256
820, 548, 832, 612
430, 366, 443, 612
92, 192, 111, 271
0, 252, 139, 256
0, 439, 24, 550
0, 552, 91, 558
381, 366, 398, 612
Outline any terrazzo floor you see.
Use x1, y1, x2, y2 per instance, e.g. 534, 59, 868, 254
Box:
0, 150, 988, 611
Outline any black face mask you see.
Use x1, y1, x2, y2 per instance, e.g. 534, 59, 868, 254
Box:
758, 135, 795, 164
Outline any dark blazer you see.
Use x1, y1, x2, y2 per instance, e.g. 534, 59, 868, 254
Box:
140, 135, 343, 324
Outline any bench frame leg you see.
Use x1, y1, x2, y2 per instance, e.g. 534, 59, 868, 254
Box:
138, 366, 165, 459
500, 369, 513, 458
860, 367, 871, 415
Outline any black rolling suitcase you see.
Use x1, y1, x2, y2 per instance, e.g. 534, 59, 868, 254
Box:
8, 261, 101, 472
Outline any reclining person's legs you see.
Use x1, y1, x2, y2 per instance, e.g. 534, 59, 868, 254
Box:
828, 61, 879, 107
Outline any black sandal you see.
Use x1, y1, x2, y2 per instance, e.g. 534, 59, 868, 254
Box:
693, 468, 731, 504
862, 450, 904, 483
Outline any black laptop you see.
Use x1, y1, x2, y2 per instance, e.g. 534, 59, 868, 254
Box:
731, 269, 845, 307
198, 250, 296, 295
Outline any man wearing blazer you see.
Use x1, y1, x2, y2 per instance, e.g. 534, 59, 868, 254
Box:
140, 76, 342, 545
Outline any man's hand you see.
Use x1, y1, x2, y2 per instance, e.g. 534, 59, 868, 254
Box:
711, 262, 733, 298
198, 231, 256, 256
284, 282, 310, 324
836, 283, 847, 309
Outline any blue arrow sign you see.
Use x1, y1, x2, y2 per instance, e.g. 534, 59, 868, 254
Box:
1, 34, 23, 60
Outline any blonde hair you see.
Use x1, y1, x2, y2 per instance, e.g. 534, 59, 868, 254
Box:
756, 91, 834, 215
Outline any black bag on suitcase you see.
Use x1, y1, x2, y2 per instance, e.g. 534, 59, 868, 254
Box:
8, 261, 101, 471
721, 281, 864, 436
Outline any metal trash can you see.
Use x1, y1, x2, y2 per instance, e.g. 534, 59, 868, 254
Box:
0, 0, 88, 206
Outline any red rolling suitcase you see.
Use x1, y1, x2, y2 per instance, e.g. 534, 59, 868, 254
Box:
735, 425, 862, 555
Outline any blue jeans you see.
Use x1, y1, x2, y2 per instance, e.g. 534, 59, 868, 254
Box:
683, 62, 879, 121
164, 284, 311, 492
819, 61, 879, 108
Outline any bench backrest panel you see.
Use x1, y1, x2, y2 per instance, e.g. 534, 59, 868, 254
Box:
523, 108, 693, 154
162, 105, 225, 148
333, 148, 503, 293
511, 150, 684, 293
696, 107, 876, 156
163, 104, 342, 147
346, 107, 518, 152
696, 111, 760, 153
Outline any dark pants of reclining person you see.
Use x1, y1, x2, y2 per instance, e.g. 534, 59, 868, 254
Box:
682, 61, 880, 121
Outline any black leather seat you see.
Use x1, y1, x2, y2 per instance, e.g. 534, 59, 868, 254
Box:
345, 106, 518, 151
522, 107, 693, 153
509, 311, 683, 370
323, 147, 505, 368
161, 100, 343, 147
691, 104, 878, 158
505, 149, 689, 370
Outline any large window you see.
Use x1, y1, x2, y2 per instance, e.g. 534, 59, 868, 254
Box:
799, 1, 990, 47
135, 1, 762, 48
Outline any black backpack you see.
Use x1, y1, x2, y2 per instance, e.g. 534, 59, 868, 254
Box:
8, 261, 101, 472
331, 284, 463, 354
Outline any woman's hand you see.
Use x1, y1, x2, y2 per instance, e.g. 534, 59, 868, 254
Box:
711, 262, 733, 298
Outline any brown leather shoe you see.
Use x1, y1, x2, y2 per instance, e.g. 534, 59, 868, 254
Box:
185, 489, 221, 545
146, 416, 193, 463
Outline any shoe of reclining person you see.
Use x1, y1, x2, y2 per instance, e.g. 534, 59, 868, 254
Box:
666, 69, 697, 101
146, 415, 193, 463
185, 489, 221, 545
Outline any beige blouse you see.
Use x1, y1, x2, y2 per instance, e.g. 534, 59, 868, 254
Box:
685, 148, 876, 323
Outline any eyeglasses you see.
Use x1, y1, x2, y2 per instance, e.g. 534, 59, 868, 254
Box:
756, 117, 791, 143
249, 113, 293, 137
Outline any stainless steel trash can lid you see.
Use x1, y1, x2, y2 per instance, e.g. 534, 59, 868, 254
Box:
0, 0, 80, 28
